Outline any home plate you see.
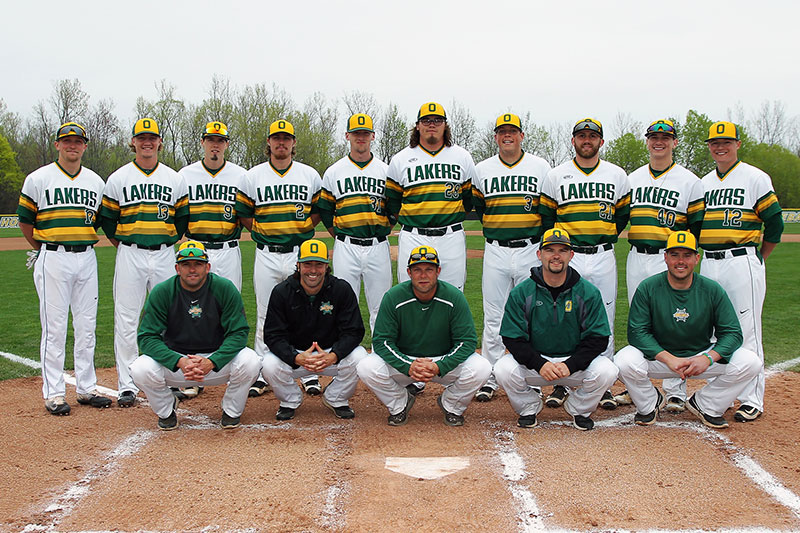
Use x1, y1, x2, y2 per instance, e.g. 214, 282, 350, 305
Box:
385, 457, 470, 480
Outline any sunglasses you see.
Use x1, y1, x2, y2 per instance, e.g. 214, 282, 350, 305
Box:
57, 124, 87, 139
573, 119, 602, 134
177, 248, 207, 259
419, 117, 446, 126
410, 252, 438, 262
647, 122, 676, 135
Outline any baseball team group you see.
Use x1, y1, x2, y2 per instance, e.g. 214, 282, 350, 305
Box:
17, 101, 783, 432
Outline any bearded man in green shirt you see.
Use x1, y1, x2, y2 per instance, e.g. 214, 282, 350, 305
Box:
615, 231, 761, 429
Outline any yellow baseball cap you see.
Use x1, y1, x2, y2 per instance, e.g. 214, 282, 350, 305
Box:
706, 121, 739, 142
417, 102, 446, 121
176, 240, 209, 263
495, 113, 522, 131
645, 119, 677, 138
132, 118, 160, 137
665, 231, 697, 252
541, 228, 572, 248
572, 118, 603, 138
408, 245, 440, 267
269, 119, 295, 137
347, 113, 374, 133
298, 239, 329, 263
56, 122, 88, 142
203, 121, 229, 139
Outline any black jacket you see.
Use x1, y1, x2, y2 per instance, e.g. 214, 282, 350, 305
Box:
264, 273, 365, 368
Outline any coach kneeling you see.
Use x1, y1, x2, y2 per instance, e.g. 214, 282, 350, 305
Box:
131, 241, 261, 430
615, 231, 761, 429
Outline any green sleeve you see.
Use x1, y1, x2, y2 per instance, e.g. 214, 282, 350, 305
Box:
615, 191, 631, 235
435, 290, 478, 376
235, 189, 254, 218
138, 281, 184, 370
384, 177, 403, 219
461, 180, 473, 214
316, 187, 336, 229
762, 210, 784, 244
709, 284, 743, 362
627, 281, 665, 360
499, 287, 531, 342
207, 276, 249, 370
472, 188, 486, 220
372, 290, 412, 375
579, 287, 612, 339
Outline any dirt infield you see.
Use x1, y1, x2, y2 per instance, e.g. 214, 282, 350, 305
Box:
2, 368, 799, 532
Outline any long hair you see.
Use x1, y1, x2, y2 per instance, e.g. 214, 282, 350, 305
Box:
409, 123, 453, 148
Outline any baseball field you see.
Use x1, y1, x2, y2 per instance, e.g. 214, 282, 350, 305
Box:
1, 225, 799, 532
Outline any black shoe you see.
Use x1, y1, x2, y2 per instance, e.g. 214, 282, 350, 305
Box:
634, 388, 663, 426
118, 391, 136, 408
302, 379, 322, 396
322, 396, 355, 419
517, 414, 538, 428
599, 390, 617, 410
221, 411, 241, 429
388, 390, 416, 426
45, 396, 71, 416
406, 382, 426, 396
436, 394, 464, 427
77, 392, 112, 408
248, 380, 269, 397
475, 386, 495, 402
545, 385, 569, 408
158, 397, 179, 431
687, 394, 728, 429
573, 414, 594, 431
733, 404, 761, 422
276, 406, 296, 421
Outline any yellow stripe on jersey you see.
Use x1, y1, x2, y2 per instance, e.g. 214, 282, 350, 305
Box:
338, 196, 374, 209
385, 179, 403, 194
556, 220, 617, 235
102, 197, 120, 211
33, 226, 98, 242
175, 196, 189, 209
189, 203, 233, 215
120, 203, 167, 216
36, 208, 93, 221
687, 201, 704, 215
540, 195, 558, 210
557, 202, 614, 216
116, 222, 178, 236
485, 196, 538, 208
630, 207, 689, 225
403, 183, 452, 196
319, 189, 336, 203
755, 193, 779, 216
400, 200, 464, 216
253, 220, 312, 235
627, 226, 676, 242
18, 196, 36, 212
336, 212, 384, 228
189, 221, 238, 234
254, 204, 311, 216
700, 228, 762, 244
482, 214, 541, 228
703, 210, 761, 224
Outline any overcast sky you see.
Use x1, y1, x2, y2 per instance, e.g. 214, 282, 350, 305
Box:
3, 0, 798, 137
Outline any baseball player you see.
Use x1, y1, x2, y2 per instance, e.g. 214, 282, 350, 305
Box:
495, 229, 617, 430
472, 113, 551, 402
317, 113, 393, 333
131, 241, 261, 430
539, 118, 630, 410
17, 122, 112, 415
176, 121, 247, 400
386, 102, 476, 291
615, 231, 761, 429
100, 118, 189, 408
357, 246, 491, 426
618, 119, 705, 411
236, 119, 322, 397
260, 239, 367, 420
699, 121, 784, 422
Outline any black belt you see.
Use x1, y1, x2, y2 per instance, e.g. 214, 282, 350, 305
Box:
121, 242, 166, 251
704, 247, 750, 260
44, 244, 92, 253
336, 234, 387, 246
632, 244, 663, 255
487, 238, 535, 248
402, 223, 462, 237
202, 241, 239, 250
572, 243, 613, 254
257, 243, 295, 254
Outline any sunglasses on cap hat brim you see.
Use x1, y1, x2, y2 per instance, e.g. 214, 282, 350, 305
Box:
646, 123, 676, 137
573, 120, 602, 136
408, 251, 439, 265
57, 124, 88, 141
176, 248, 208, 261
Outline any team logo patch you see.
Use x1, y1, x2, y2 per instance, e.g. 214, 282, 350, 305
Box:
188, 304, 203, 319
565, 300, 572, 312
563, 174, 574, 180
409, 158, 418, 163
320, 301, 334, 315
535, 300, 543, 306
673, 308, 689, 322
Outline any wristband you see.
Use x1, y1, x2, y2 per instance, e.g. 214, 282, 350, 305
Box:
703, 352, 714, 366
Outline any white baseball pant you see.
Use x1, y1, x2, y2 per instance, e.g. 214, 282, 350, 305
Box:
615, 345, 761, 417
205, 241, 242, 291
332, 237, 392, 333
34, 246, 99, 400
397, 226, 466, 291
569, 246, 617, 359
113, 244, 175, 394
253, 246, 299, 358
357, 352, 491, 416
130, 347, 261, 418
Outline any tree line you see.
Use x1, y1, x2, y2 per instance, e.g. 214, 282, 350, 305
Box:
1, 78, 798, 212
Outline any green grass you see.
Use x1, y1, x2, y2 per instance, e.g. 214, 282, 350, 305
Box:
1, 240, 798, 380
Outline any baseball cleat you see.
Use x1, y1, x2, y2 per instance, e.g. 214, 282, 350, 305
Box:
118, 390, 137, 408
248, 380, 270, 397
572, 414, 594, 431
276, 406, 296, 421
45, 396, 71, 416
599, 390, 618, 410
517, 414, 538, 428
545, 385, 569, 408
733, 404, 761, 422
158, 397, 179, 431
322, 396, 355, 419
77, 392, 112, 408
302, 379, 322, 396
221, 411, 241, 429
406, 382, 426, 396
687, 394, 728, 429
172, 386, 203, 400
437, 394, 464, 427
613, 389, 633, 405
664, 395, 687, 413
634, 388, 664, 426
388, 390, 416, 426
475, 386, 495, 402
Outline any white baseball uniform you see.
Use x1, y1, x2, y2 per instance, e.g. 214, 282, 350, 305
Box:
17, 162, 105, 400
473, 152, 551, 388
